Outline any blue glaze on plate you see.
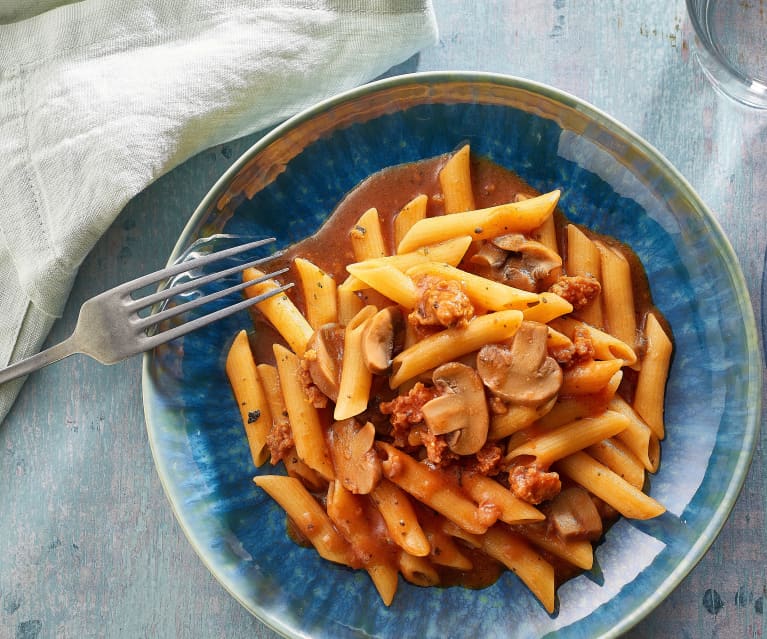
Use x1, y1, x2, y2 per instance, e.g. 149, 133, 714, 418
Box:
142, 73, 761, 639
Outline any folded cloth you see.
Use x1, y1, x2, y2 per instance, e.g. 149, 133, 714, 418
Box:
0, 0, 438, 423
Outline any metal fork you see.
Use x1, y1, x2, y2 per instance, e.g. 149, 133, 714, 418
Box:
0, 238, 291, 385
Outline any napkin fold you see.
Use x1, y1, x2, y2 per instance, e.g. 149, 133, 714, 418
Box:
0, 0, 438, 423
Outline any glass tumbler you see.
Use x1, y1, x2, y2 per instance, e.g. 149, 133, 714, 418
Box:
686, 0, 767, 109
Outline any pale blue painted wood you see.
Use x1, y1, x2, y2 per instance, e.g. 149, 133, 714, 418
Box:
1, 1, 765, 638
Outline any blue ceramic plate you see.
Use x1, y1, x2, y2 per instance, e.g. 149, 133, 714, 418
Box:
142, 73, 762, 638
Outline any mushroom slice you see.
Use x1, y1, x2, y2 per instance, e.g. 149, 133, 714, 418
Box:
361, 305, 403, 374
477, 321, 563, 407
329, 418, 382, 495
547, 486, 603, 541
421, 362, 489, 456
469, 241, 508, 270
491, 234, 562, 292
305, 323, 345, 402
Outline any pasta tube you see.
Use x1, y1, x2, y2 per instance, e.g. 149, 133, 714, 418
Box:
273, 344, 334, 480
390, 309, 523, 388
294, 257, 337, 329
555, 452, 665, 519
225, 330, 272, 467
243, 267, 313, 356
633, 312, 672, 439
397, 190, 561, 253
254, 475, 352, 565
394, 194, 429, 246
439, 144, 476, 213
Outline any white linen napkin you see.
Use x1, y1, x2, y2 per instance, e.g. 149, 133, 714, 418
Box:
0, 0, 438, 422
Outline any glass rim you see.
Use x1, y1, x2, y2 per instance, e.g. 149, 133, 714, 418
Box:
685, 0, 767, 109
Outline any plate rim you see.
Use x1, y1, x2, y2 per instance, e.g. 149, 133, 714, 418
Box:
142, 70, 763, 638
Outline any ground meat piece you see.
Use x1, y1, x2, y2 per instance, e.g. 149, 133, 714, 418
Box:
551, 325, 596, 367
549, 342, 575, 365
298, 354, 329, 408
507, 464, 562, 504
266, 421, 294, 465
409, 275, 474, 329
419, 428, 459, 467
304, 384, 328, 408
548, 275, 601, 310
380, 382, 438, 426
468, 442, 504, 475
380, 382, 439, 447
571, 326, 596, 362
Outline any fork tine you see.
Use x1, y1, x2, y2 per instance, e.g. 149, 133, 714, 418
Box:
127, 250, 285, 313
114, 237, 277, 297
135, 267, 289, 331
140, 283, 294, 351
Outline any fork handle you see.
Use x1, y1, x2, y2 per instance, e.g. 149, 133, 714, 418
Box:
0, 337, 79, 385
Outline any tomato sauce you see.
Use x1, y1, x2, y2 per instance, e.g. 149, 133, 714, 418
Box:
261, 152, 668, 369
250, 151, 670, 593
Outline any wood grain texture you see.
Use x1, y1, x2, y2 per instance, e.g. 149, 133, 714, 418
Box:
1, 1, 765, 638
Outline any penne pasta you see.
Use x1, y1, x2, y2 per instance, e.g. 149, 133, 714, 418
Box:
327, 481, 399, 605
506, 410, 630, 467
405, 261, 540, 311
586, 437, 646, 489
294, 257, 337, 329
347, 236, 473, 287
522, 292, 573, 324
350, 207, 387, 261
282, 448, 328, 493
254, 362, 297, 464
225, 330, 272, 467
633, 312, 672, 439
394, 194, 429, 247
488, 404, 543, 439
560, 359, 624, 395
566, 224, 603, 328
421, 512, 474, 571
378, 442, 492, 535
243, 267, 313, 356
477, 526, 556, 614
439, 144, 476, 214
609, 395, 661, 472
234, 145, 670, 609
518, 523, 594, 571
273, 344, 334, 480
337, 272, 365, 293
336, 276, 366, 324
370, 479, 431, 557
345, 263, 418, 308
531, 208, 559, 254
254, 475, 352, 566
390, 309, 523, 388
546, 325, 574, 354
550, 317, 637, 366
555, 451, 665, 519
397, 190, 561, 253
398, 551, 440, 587
334, 306, 378, 420
458, 471, 545, 524
256, 363, 286, 419
596, 240, 638, 348
534, 396, 598, 431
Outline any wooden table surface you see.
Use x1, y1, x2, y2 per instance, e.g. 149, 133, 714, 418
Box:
2, 2, 765, 638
